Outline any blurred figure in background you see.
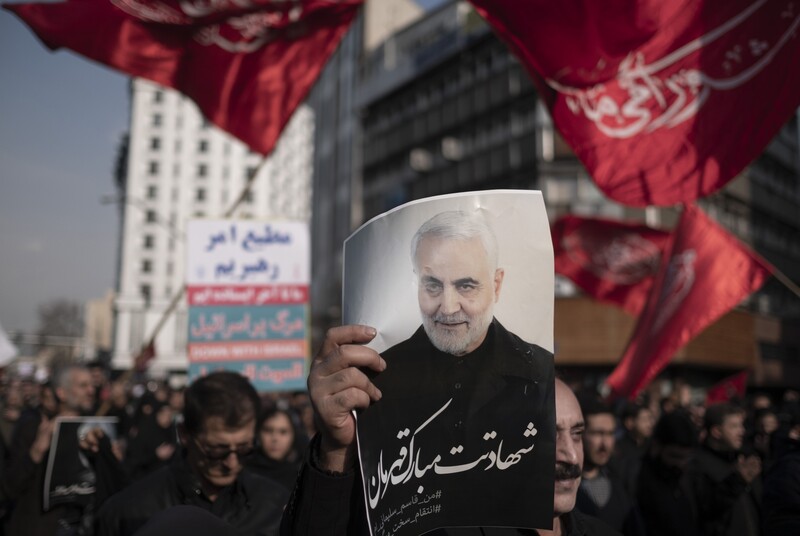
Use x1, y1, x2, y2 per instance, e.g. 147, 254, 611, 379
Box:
689, 403, 761, 536
610, 401, 654, 497
577, 395, 645, 536
126, 401, 177, 481
246, 408, 303, 505
637, 409, 700, 536
761, 404, 800, 534
3, 364, 97, 535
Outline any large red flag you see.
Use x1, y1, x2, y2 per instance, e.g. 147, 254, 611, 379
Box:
469, 0, 800, 207
4, 0, 363, 155
553, 215, 671, 315
606, 205, 773, 399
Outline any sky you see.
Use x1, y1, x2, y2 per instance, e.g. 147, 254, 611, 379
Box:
1, 5, 128, 334
0, 0, 445, 336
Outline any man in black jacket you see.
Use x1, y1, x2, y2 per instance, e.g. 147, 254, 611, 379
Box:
576, 396, 644, 536
96, 371, 285, 536
355, 210, 556, 531
688, 403, 761, 536
281, 320, 618, 535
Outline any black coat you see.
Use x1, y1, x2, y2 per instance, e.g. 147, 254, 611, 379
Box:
688, 445, 761, 536
281, 460, 621, 536
96, 456, 285, 536
357, 319, 556, 533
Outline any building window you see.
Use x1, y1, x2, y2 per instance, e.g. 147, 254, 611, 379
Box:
153, 90, 163, 103
173, 163, 180, 178
142, 259, 152, 273
140, 285, 151, 306
143, 235, 154, 249
146, 210, 157, 223
201, 118, 210, 129
196, 188, 206, 201
243, 191, 254, 203
245, 166, 257, 180
146, 185, 158, 199
197, 164, 208, 177
150, 137, 161, 151
148, 161, 159, 175
152, 113, 162, 127
198, 140, 209, 153
175, 140, 182, 153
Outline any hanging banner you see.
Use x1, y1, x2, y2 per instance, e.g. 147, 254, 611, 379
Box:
345, 191, 556, 536
186, 219, 310, 391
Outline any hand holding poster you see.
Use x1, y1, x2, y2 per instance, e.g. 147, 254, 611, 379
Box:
43, 417, 118, 511
344, 191, 556, 535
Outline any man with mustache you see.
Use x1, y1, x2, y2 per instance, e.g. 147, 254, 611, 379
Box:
576, 396, 645, 535
282, 314, 620, 536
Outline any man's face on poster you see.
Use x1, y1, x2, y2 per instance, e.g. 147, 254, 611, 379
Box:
415, 235, 504, 356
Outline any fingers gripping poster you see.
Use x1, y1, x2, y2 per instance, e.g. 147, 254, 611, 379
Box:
344, 191, 556, 536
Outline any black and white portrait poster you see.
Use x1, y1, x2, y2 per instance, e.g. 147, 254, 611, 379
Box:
43, 417, 118, 511
344, 191, 556, 536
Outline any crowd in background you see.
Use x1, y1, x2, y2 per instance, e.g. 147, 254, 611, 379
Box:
0, 361, 798, 535
0, 362, 316, 535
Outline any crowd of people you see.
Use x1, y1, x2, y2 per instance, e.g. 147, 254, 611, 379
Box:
0, 363, 315, 535
0, 355, 798, 535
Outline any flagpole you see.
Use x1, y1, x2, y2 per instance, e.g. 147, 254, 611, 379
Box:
97, 155, 270, 416
770, 265, 800, 300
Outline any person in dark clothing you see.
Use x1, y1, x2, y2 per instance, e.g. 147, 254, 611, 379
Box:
96, 371, 286, 536
688, 403, 761, 536
354, 210, 556, 531
280, 322, 619, 536
125, 401, 177, 480
576, 396, 644, 536
761, 404, 800, 534
608, 402, 653, 497
3, 364, 97, 536
636, 409, 700, 536
245, 408, 303, 502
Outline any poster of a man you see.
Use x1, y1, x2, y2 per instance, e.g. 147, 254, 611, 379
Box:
343, 191, 555, 536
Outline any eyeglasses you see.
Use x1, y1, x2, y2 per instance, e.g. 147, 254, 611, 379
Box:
192, 436, 255, 462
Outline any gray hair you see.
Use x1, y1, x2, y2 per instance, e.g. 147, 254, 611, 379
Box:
410, 210, 499, 271
51, 364, 86, 390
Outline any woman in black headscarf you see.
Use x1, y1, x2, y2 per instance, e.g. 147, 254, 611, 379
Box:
245, 407, 303, 501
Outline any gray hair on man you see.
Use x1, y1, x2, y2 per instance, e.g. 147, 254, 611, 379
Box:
410, 210, 499, 271
51, 364, 86, 390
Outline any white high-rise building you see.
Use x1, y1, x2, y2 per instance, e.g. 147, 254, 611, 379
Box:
112, 78, 314, 374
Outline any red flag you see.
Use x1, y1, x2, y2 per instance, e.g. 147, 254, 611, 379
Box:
469, 0, 800, 206
705, 370, 749, 405
134, 341, 156, 372
553, 215, 670, 315
606, 205, 773, 399
4, 0, 362, 155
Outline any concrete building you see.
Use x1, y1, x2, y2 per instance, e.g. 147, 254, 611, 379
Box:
111, 78, 314, 374
111, 0, 424, 374
350, 0, 800, 390
83, 289, 115, 364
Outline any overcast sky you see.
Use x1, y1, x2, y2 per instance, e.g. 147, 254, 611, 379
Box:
0, 0, 445, 335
